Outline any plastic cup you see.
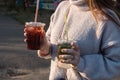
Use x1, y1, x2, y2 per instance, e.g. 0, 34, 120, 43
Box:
57, 40, 72, 69
25, 22, 45, 50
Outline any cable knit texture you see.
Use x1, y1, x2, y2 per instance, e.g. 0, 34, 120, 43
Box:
44, 0, 120, 80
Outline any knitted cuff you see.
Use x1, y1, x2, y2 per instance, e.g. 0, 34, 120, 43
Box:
40, 44, 52, 57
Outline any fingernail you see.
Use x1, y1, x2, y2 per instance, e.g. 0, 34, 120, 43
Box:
59, 56, 61, 58
61, 49, 64, 52
61, 49, 66, 52
61, 60, 64, 63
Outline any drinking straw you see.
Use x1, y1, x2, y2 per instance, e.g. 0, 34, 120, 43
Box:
64, 0, 73, 41
69, 0, 72, 4
34, 0, 40, 22
64, 12, 69, 41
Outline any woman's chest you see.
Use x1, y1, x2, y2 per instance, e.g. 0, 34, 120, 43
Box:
51, 9, 99, 55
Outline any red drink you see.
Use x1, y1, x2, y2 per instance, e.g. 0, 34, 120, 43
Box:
25, 22, 45, 50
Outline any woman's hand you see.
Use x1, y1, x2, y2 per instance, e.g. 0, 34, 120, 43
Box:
24, 27, 50, 57
58, 41, 80, 67
37, 38, 51, 57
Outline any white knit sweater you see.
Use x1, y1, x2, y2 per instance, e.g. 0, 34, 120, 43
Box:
40, 0, 120, 80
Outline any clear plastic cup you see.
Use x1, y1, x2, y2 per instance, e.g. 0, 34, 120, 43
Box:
25, 22, 45, 50
57, 40, 72, 69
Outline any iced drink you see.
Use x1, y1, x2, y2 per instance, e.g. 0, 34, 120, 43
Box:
58, 41, 72, 55
57, 40, 72, 69
25, 22, 45, 50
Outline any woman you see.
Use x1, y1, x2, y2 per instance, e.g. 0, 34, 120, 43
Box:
24, 0, 120, 80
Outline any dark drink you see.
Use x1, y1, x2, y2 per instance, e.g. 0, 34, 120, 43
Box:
58, 42, 72, 55
25, 22, 45, 50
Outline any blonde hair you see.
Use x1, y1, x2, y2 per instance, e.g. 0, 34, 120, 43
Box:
87, 0, 120, 26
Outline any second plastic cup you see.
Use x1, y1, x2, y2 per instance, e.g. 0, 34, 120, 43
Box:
57, 40, 72, 69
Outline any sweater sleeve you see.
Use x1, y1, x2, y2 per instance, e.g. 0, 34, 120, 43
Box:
37, 13, 55, 59
76, 21, 120, 80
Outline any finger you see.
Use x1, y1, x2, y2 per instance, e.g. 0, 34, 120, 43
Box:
61, 48, 78, 55
71, 41, 80, 51
60, 58, 78, 66
61, 48, 73, 53
24, 33, 27, 37
60, 59, 77, 65
24, 28, 27, 32
60, 59, 72, 64
59, 54, 74, 60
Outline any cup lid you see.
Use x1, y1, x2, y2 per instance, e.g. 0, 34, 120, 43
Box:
25, 22, 46, 27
